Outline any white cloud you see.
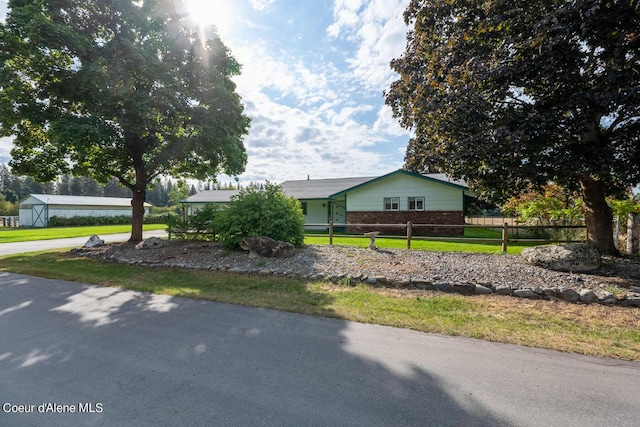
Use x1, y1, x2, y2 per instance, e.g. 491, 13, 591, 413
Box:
0, 136, 13, 164
238, 91, 389, 182
250, 0, 275, 11
0, 2, 6, 24
328, 0, 409, 92
373, 105, 406, 137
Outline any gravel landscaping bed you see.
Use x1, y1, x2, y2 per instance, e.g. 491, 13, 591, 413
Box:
74, 239, 640, 306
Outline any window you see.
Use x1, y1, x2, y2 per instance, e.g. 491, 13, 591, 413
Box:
301, 202, 308, 215
408, 197, 425, 211
384, 197, 399, 211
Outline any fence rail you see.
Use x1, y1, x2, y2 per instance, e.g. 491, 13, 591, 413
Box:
304, 221, 587, 253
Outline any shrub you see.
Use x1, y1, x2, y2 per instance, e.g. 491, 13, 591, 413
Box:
190, 204, 219, 233
166, 204, 218, 241
215, 183, 304, 249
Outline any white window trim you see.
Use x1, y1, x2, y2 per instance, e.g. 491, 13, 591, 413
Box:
408, 197, 425, 211
384, 197, 400, 211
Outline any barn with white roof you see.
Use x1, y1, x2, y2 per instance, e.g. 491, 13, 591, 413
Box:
18, 194, 151, 227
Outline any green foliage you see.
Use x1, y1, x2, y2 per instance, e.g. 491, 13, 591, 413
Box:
0, 0, 250, 241
189, 204, 219, 233
609, 198, 640, 219
168, 180, 190, 207
46, 212, 169, 227
48, 216, 133, 227
167, 203, 218, 241
215, 183, 305, 249
386, 0, 640, 253
502, 184, 583, 226
143, 212, 177, 225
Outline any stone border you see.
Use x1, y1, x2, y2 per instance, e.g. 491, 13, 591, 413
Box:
81, 249, 640, 308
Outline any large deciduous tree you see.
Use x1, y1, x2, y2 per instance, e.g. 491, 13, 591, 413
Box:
386, 0, 639, 254
0, 0, 250, 242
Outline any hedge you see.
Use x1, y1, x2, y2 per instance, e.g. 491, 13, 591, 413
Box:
47, 213, 173, 227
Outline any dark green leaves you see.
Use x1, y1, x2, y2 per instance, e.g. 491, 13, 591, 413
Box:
0, 0, 250, 187
387, 0, 640, 201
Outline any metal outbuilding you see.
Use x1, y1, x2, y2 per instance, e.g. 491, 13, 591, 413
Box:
18, 194, 151, 227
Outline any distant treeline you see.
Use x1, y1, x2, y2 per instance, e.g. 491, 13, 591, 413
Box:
0, 163, 262, 215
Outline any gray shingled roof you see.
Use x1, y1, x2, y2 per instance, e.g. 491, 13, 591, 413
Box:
279, 176, 376, 200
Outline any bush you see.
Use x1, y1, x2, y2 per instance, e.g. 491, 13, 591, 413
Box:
215, 183, 304, 249
166, 204, 218, 241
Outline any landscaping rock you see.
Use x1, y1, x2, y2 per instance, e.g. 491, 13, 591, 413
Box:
452, 283, 476, 295
84, 234, 105, 248
434, 282, 451, 292
579, 289, 598, 303
136, 236, 164, 249
413, 280, 433, 290
474, 284, 492, 294
513, 289, 538, 299
74, 239, 639, 307
521, 243, 601, 272
561, 288, 580, 303
597, 291, 617, 305
623, 294, 640, 307
240, 236, 295, 258
494, 285, 513, 295
543, 287, 563, 301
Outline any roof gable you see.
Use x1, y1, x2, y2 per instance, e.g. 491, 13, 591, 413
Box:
329, 169, 469, 198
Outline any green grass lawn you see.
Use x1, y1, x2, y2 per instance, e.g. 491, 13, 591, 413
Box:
0, 224, 166, 243
0, 250, 638, 361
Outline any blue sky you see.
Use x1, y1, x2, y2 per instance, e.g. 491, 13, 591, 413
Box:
0, 0, 411, 184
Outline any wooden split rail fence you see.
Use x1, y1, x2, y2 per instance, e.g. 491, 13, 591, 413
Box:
305, 222, 587, 253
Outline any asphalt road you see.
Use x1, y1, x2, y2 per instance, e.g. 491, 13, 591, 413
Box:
1, 272, 639, 426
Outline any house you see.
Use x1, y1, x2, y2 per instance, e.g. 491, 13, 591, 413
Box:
182, 169, 472, 236
19, 194, 152, 227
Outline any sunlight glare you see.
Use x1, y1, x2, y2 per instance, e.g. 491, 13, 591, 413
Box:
184, 0, 233, 38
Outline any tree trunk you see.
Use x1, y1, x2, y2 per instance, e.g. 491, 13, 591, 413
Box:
627, 213, 639, 255
129, 186, 146, 243
129, 160, 147, 243
579, 176, 617, 255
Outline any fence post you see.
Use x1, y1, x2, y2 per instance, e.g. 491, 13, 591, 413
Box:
501, 222, 508, 253
329, 221, 334, 246
406, 221, 412, 250
627, 213, 639, 254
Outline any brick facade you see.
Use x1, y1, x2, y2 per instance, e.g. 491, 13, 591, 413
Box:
346, 211, 464, 236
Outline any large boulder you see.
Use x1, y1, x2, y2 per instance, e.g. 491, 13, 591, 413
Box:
521, 243, 601, 272
240, 236, 295, 258
84, 234, 105, 248
135, 237, 165, 249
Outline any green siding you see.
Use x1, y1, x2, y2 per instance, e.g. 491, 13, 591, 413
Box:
303, 200, 329, 228
346, 174, 463, 211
